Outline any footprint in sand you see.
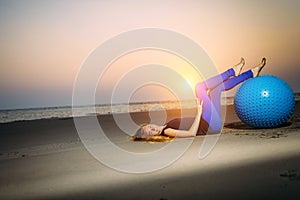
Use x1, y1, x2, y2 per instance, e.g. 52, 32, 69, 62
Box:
280, 170, 300, 181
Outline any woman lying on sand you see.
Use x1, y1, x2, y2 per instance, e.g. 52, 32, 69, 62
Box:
133, 58, 266, 141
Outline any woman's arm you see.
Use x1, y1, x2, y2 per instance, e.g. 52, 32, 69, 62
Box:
164, 99, 203, 138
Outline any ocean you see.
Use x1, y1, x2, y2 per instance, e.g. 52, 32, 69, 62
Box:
1, 94, 299, 124
0, 99, 201, 123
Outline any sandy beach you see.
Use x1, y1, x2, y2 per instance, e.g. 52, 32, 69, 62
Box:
0, 102, 300, 200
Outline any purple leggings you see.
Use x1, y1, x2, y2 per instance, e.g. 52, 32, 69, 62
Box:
196, 69, 253, 134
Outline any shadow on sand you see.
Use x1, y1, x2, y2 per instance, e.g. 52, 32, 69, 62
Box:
224, 122, 293, 130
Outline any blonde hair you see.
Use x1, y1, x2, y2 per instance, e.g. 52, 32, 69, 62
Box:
131, 124, 173, 143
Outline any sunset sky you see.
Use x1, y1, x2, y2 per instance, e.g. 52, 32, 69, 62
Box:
0, 0, 299, 109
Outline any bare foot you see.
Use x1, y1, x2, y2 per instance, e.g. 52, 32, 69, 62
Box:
233, 57, 245, 76
251, 58, 266, 77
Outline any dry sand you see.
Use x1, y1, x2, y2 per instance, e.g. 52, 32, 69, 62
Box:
0, 103, 300, 200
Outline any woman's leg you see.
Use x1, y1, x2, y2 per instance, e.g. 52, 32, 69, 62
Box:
195, 69, 234, 133
209, 70, 253, 116
195, 58, 245, 94
209, 58, 266, 118
198, 70, 253, 133
196, 68, 235, 92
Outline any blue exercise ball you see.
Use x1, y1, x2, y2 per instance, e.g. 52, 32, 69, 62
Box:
234, 75, 295, 128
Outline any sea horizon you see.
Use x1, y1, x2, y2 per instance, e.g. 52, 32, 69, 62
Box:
1, 93, 299, 124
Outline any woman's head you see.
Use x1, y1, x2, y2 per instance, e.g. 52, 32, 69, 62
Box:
136, 124, 164, 138
132, 124, 172, 142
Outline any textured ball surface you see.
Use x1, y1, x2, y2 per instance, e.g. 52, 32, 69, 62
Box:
234, 75, 295, 128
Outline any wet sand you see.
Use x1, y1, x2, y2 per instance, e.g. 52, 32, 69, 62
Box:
0, 102, 299, 200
